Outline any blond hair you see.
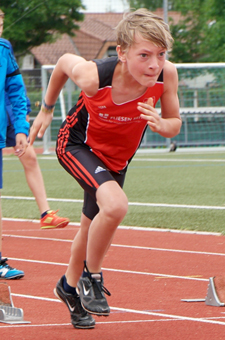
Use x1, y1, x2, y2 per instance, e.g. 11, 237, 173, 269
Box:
0, 9, 5, 18
116, 8, 173, 52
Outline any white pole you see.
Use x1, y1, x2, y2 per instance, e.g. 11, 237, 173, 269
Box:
163, 0, 171, 149
163, 0, 168, 23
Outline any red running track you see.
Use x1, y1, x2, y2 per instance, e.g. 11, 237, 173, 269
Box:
1, 219, 225, 339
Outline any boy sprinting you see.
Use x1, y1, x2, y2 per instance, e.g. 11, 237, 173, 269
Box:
29, 9, 181, 329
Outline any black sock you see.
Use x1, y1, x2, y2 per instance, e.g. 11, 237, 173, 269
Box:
63, 275, 77, 295
41, 210, 50, 219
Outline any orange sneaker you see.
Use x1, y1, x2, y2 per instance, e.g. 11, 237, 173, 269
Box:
40, 210, 69, 229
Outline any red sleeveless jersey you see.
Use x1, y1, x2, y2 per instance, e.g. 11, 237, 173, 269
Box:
57, 57, 164, 172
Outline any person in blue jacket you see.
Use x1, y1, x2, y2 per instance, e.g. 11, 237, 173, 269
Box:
0, 9, 69, 231
0, 33, 29, 279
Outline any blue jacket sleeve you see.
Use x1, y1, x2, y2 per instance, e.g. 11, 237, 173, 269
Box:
5, 50, 30, 136
4, 39, 31, 122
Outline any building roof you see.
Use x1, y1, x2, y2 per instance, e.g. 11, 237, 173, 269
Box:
31, 10, 182, 66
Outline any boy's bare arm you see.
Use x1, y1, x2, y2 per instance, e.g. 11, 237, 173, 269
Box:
29, 110, 54, 144
45, 54, 99, 105
29, 54, 99, 144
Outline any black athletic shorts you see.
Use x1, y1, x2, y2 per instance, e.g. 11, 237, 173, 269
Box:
56, 144, 127, 220
6, 113, 30, 148
6, 123, 16, 147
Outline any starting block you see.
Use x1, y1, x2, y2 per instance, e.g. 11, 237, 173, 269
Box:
181, 277, 225, 307
205, 277, 225, 307
0, 283, 30, 324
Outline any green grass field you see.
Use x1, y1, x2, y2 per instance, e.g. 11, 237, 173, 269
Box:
2, 148, 225, 233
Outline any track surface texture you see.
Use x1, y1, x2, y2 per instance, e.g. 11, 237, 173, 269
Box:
1, 219, 225, 339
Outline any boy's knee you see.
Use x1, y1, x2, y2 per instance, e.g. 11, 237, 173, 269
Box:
97, 182, 128, 223
104, 195, 128, 222
19, 147, 38, 169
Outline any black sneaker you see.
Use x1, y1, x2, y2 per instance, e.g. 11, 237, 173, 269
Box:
54, 276, 95, 329
77, 261, 111, 316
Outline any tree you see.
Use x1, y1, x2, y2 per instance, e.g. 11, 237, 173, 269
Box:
200, 0, 225, 62
126, 0, 225, 62
170, 0, 225, 62
169, 0, 210, 62
1, 0, 85, 56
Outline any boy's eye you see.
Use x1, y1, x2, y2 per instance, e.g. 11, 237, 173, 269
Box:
140, 53, 147, 58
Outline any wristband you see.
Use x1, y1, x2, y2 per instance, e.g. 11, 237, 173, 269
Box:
43, 100, 55, 110
41, 100, 55, 113
41, 105, 54, 114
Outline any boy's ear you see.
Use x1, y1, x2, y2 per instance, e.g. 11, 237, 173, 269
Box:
116, 45, 126, 63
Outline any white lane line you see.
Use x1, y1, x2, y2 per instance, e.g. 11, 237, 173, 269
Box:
102, 268, 208, 282
3, 234, 73, 243
1, 196, 83, 203
12, 293, 61, 303
3, 234, 225, 258
7, 257, 208, 282
128, 202, 225, 210
2, 195, 225, 210
112, 243, 225, 257
0, 319, 193, 329
0, 323, 71, 329
110, 307, 225, 326
4, 294, 225, 327
3, 217, 221, 235
134, 158, 225, 162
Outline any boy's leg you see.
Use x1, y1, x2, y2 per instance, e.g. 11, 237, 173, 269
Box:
17, 145, 69, 229
54, 212, 96, 329
6, 121, 69, 229
54, 274, 95, 329
57, 147, 128, 272
86, 180, 128, 273
0, 149, 24, 279
58, 146, 128, 315
77, 180, 128, 315
65, 213, 91, 287
18, 144, 49, 213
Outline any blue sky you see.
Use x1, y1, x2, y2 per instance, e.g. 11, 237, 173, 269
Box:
82, 0, 129, 12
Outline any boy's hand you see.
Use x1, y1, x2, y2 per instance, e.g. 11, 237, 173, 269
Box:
29, 110, 53, 145
15, 133, 28, 157
138, 97, 161, 133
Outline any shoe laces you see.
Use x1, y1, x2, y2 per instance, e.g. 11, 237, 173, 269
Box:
84, 261, 111, 298
47, 209, 59, 216
91, 277, 111, 299
0, 258, 13, 269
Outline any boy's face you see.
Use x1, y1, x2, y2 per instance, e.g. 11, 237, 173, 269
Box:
0, 17, 3, 37
119, 33, 166, 88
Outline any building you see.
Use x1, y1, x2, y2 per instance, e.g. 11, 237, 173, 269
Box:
24, 9, 181, 69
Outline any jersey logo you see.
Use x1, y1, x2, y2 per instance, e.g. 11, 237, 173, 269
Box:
0, 267, 9, 277
95, 166, 106, 174
143, 96, 156, 105
99, 113, 109, 119
66, 300, 76, 312
83, 285, 91, 296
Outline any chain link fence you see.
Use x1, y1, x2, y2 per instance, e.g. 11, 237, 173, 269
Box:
22, 63, 225, 153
